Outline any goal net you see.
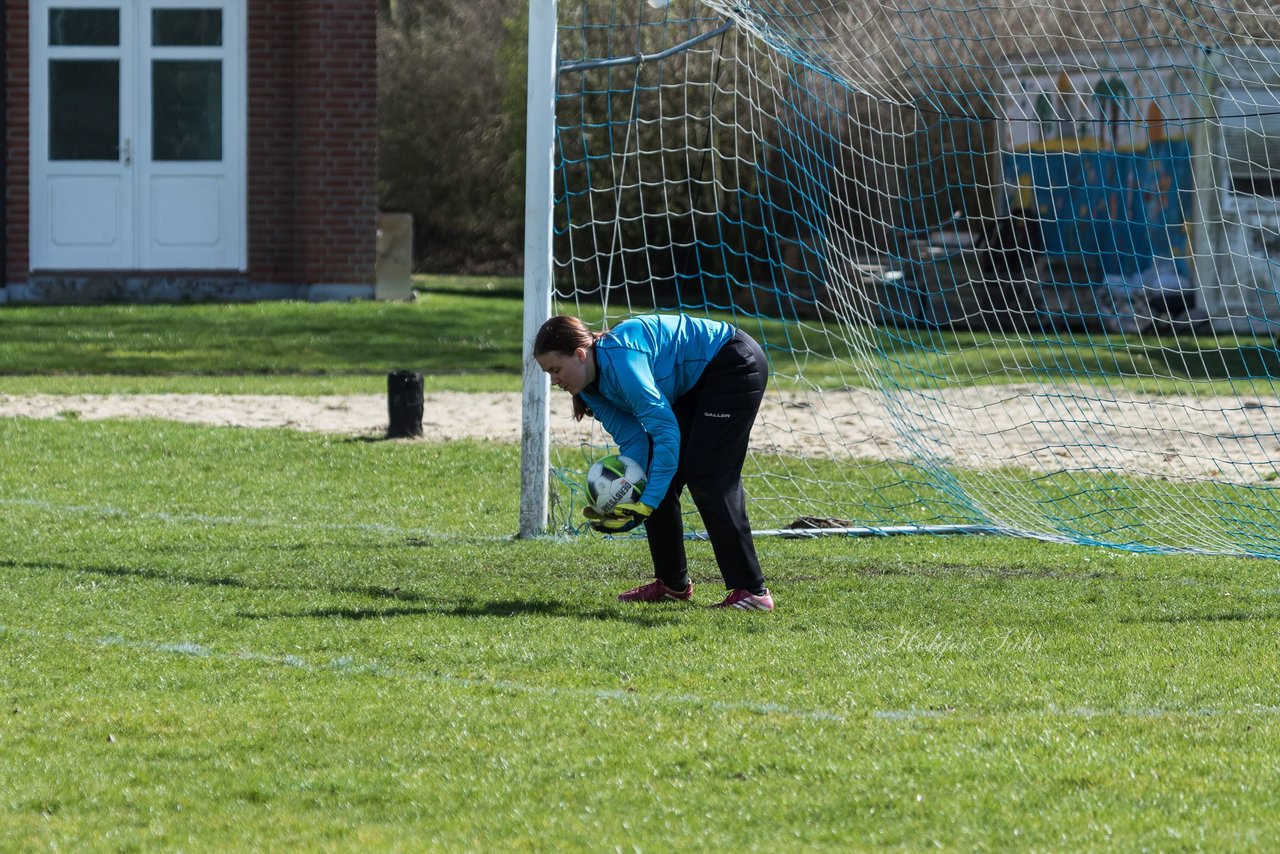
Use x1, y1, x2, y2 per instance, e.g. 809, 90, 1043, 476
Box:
523, 0, 1280, 557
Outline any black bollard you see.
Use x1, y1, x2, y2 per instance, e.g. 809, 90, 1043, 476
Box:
387, 370, 424, 438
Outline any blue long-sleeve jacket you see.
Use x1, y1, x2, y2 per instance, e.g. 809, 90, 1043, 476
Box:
579, 314, 735, 508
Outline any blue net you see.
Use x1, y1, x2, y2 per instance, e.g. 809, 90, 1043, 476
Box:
541, 0, 1280, 556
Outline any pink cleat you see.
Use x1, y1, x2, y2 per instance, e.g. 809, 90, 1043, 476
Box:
617, 579, 694, 603
711, 589, 775, 611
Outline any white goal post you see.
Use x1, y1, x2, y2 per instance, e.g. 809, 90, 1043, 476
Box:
518, 0, 558, 538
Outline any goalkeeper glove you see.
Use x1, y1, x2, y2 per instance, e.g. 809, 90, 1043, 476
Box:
582, 501, 653, 533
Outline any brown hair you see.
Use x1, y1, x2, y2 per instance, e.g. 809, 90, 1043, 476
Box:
532, 315, 602, 422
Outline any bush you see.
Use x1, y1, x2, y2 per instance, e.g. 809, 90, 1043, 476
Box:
377, 1, 527, 274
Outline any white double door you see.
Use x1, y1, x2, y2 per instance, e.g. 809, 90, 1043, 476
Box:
30, 0, 245, 270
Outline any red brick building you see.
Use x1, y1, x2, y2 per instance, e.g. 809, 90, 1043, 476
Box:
3, 0, 378, 304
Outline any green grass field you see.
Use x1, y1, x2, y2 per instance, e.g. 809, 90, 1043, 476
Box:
3, 282, 1280, 849
3, 273, 1273, 396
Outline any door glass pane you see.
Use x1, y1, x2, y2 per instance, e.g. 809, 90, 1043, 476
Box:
49, 60, 120, 161
152, 10, 222, 46
49, 9, 120, 46
152, 60, 222, 161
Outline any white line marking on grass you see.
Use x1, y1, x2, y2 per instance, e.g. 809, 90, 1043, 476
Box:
9, 623, 1280, 725
0, 623, 845, 723
873, 709, 951, 721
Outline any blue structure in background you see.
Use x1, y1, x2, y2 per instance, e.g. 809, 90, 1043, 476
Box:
997, 56, 1202, 327
1005, 138, 1194, 279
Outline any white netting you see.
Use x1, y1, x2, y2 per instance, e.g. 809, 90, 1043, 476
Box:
536, 0, 1280, 556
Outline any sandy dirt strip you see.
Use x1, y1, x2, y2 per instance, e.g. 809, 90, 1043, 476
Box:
3, 387, 1279, 481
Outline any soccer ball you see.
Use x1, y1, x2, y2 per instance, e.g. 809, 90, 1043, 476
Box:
586, 454, 647, 515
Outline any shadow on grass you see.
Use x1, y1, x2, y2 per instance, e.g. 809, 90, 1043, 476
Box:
3, 559, 675, 626
5, 558, 438, 605
3, 559, 252, 590
1146, 342, 1280, 380
1124, 609, 1280, 624
238, 598, 680, 626
418, 284, 523, 299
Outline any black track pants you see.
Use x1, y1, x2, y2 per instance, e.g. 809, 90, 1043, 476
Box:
645, 330, 768, 592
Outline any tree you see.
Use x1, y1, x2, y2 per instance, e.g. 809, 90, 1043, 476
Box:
377, 0, 527, 273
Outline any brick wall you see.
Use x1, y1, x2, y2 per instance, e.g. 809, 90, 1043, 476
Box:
293, 0, 378, 286
5, 0, 377, 294
252, 0, 378, 287
246, 0, 298, 284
